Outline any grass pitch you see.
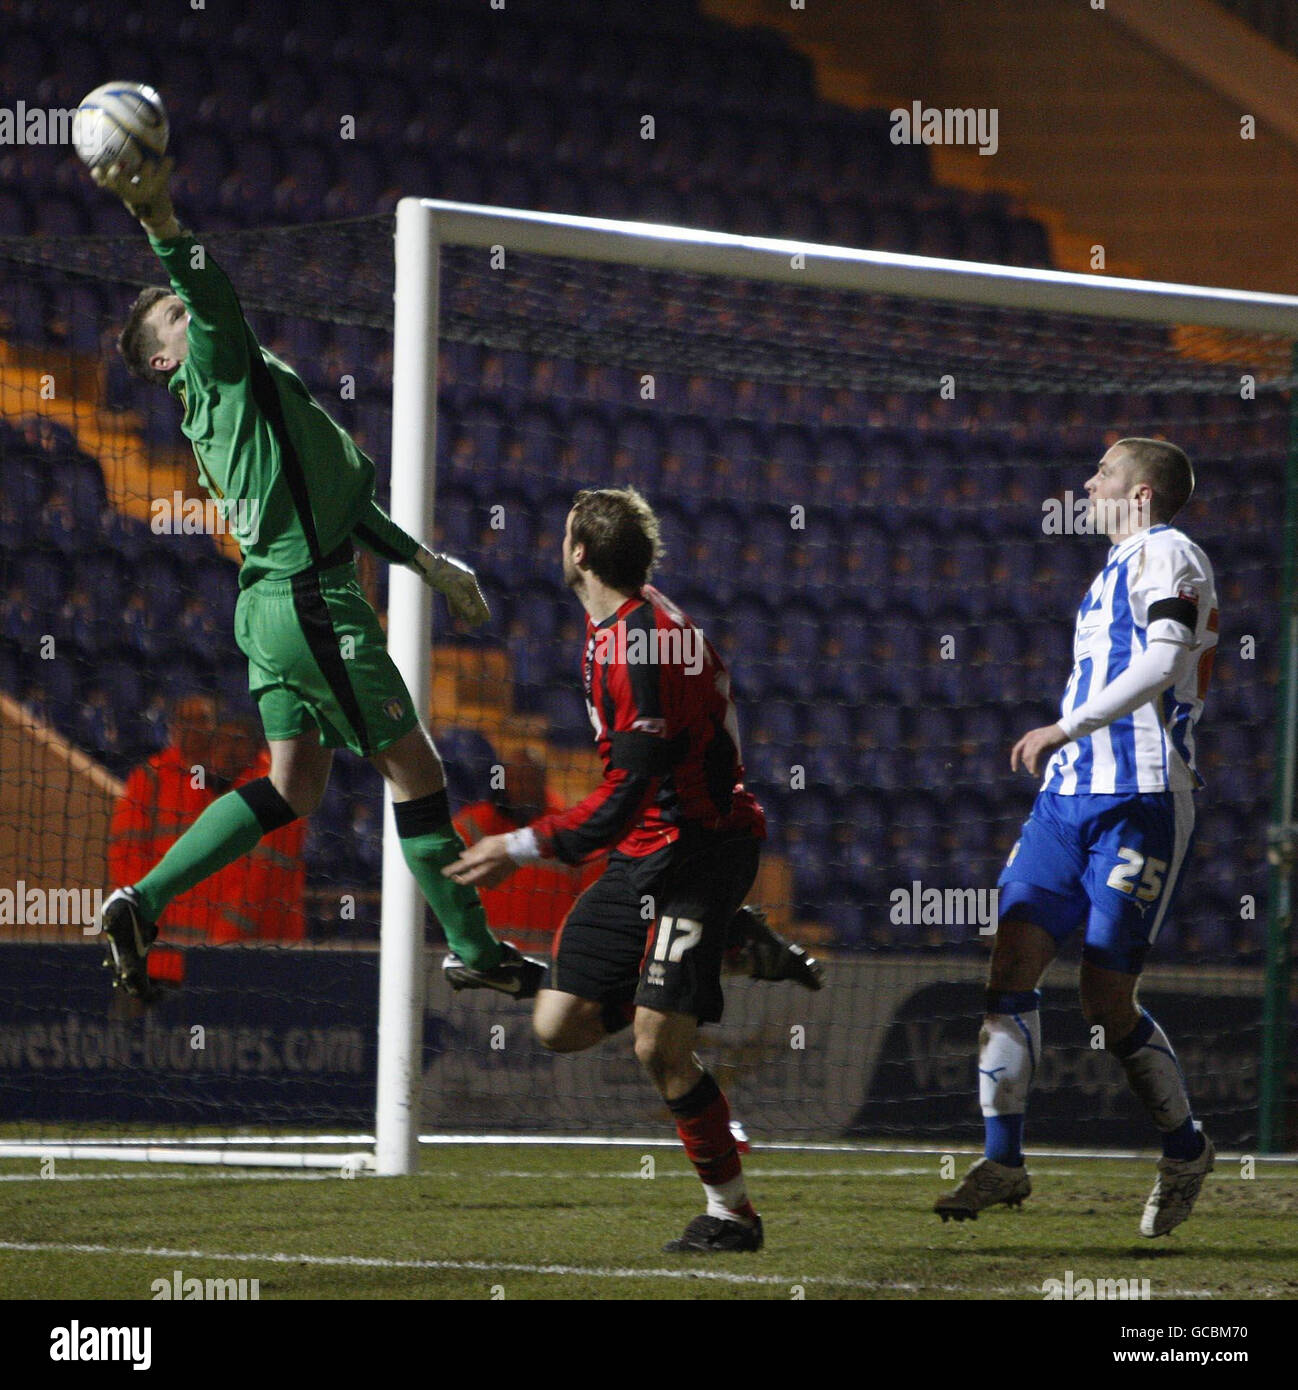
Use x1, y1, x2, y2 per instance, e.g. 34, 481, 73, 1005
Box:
2, 1143, 1294, 1300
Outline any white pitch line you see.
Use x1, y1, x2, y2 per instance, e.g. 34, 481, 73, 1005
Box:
0, 1240, 899, 1291
3, 1165, 1292, 1184
424, 1167, 1082, 1181
0, 1166, 1049, 1183
0, 1241, 1218, 1298
0, 1171, 341, 1183
5, 1135, 1294, 1165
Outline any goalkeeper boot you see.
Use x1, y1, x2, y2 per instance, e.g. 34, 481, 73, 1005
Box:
728, 905, 824, 990
934, 1156, 1031, 1222
664, 1213, 764, 1254
97, 887, 160, 1002
443, 941, 546, 999
1140, 1128, 1214, 1238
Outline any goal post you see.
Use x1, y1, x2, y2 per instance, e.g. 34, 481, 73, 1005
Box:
380, 197, 1298, 1173
375, 204, 442, 1177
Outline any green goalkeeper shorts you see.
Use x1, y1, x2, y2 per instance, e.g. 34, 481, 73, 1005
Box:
233, 557, 420, 757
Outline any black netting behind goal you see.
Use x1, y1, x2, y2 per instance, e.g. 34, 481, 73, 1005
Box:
0, 215, 1284, 1145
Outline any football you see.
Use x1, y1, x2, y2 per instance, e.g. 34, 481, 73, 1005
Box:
72, 81, 168, 174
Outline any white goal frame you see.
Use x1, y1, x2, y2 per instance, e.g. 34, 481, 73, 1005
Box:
5, 199, 1295, 1175
377, 196, 1298, 1176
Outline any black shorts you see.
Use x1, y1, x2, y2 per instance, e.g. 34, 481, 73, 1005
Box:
552, 830, 761, 1025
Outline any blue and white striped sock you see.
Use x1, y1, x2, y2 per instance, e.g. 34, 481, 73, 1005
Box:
979, 989, 1040, 1168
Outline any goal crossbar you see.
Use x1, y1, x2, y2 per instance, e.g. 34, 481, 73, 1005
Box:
417, 197, 1298, 334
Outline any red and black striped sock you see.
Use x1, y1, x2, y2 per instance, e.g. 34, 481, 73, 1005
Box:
667, 1070, 757, 1223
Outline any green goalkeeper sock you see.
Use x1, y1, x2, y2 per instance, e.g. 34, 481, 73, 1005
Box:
134, 777, 300, 923
394, 789, 502, 972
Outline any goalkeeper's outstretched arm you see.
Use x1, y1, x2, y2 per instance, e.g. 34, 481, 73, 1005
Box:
93, 157, 248, 382
92, 158, 490, 629
351, 498, 491, 628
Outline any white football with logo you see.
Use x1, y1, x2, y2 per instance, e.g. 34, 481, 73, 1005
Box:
73, 82, 169, 173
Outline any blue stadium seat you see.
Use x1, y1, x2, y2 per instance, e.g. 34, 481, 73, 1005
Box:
459, 399, 507, 463
852, 699, 903, 753
663, 417, 713, 476
432, 726, 500, 809
192, 560, 240, 621
476, 492, 535, 579
786, 838, 833, 907
36, 196, 90, 239
513, 403, 560, 477
0, 454, 47, 515
542, 685, 593, 747
612, 413, 663, 479
509, 636, 560, 714
774, 603, 822, 672
743, 740, 791, 804
569, 408, 614, 475
0, 640, 21, 698
1, 279, 46, 341
751, 689, 801, 751
14, 550, 65, 610
723, 597, 774, 673
432, 487, 479, 556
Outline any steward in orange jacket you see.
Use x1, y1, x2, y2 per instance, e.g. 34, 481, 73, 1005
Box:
108, 698, 306, 942
453, 748, 603, 952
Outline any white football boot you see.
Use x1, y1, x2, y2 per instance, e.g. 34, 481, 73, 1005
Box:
1140, 1128, 1214, 1237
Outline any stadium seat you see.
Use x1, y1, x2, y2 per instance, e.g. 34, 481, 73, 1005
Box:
0, 188, 32, 236
0, 642, 22, 700
432, 726, 500, 810
192, 560, 240, 621
14, 550, 65, 610
541, 685, 594, 747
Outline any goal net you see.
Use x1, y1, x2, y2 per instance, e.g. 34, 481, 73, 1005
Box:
0, 203, 1290, 1169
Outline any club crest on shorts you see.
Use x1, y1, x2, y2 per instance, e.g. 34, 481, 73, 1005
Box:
383, 697, 405, 721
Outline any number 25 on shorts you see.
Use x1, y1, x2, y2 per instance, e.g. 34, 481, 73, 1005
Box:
1106, 847, 1168, 903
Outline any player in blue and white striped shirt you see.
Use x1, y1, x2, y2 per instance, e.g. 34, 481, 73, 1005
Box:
936, 439, 1218, 1237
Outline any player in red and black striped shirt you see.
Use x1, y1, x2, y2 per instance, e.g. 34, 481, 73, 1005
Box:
446, 487, 819, 1254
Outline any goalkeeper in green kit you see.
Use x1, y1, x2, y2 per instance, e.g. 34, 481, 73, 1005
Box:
90, 156, 544, 1001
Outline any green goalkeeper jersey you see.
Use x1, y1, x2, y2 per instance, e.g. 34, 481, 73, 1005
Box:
150, 229, 418, 588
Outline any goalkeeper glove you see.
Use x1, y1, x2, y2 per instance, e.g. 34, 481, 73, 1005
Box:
410, 545, 491, 628
91, 156, 177, 236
